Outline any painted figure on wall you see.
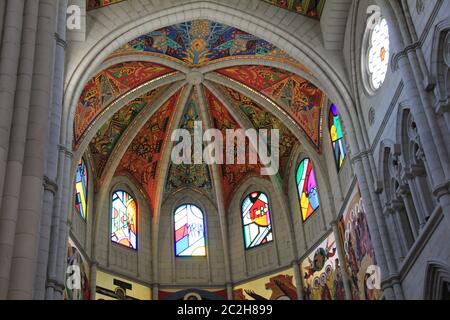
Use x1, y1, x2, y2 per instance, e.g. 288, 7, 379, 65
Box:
233, 270, 297, 300
64, 240, 90, 300
338, 185, 382, 300
300, 233, 345, 300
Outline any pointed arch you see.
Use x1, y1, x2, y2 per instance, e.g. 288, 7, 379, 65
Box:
424, 261, 450, 300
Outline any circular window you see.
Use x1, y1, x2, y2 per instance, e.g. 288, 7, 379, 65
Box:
362, 14, 390, 94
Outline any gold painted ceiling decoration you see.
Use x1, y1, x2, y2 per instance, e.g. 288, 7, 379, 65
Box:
87, 0, 326, 20
87, 0, 125, 11
262, 0, 326, 19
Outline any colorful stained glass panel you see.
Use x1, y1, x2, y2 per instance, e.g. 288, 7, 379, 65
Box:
296, 159, 320, 221
111, 190, 137, 249
75, 158, 88, 220
329, 104, 346, 170
242, 192, 273, 249
174, 204, 206, 257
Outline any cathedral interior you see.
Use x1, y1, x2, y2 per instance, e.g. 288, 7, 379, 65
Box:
0, 0, 449, 300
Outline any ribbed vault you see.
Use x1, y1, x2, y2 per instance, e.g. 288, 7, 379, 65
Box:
74, 19, 329, 214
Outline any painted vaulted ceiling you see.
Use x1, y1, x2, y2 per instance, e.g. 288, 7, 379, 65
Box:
87, 0, 326, 20
75, 19, 328, 213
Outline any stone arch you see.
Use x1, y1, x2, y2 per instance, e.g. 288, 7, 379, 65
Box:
92, 174, 153, 281
423, 260, 450, 300
287, 149, 333, 255
227, 176, 294, 282
430, 18, 450, 113
158, 187, 226, 286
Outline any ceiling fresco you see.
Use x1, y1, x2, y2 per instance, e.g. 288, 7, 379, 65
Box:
74, 61, 174, 146
205, 87, 264, 205
88, 85, 169, 178
108, 20, 294, 67
114, 90, 182, 212
87, 1, 326, 20
165, 91, 213, 196
75, 18, 330, 213
217, 65, 324, 150
262, 0, 326, 19
213, 84, 298, 182
87, 0, 125, 11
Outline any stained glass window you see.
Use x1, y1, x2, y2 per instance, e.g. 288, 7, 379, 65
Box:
296, 159, 320, 221
75, 158, 88, 220
366, 17, 390, 90
111, 190, 137, 249
174, 204, 206, 257
329, 104, 347, 171
242, 192, 273, 249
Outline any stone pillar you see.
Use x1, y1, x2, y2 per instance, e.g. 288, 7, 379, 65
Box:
90, 262, 97, 300
152, 283, 159, 300
0, 0, 37, 299
0, 0, 25, 211
383, 207, 405, 264
404, 171, 427, 227
291, 261, 304, 300
53, 148, 74, 300
7, 0, 57, 300
34, 0, 68, 300
226, 283, 233, 300
46, 145, 72, 299
331, 222, 353, 300
351, 156, 396, 299
398, 188, 419, 239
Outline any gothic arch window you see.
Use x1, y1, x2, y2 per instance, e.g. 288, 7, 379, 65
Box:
241, 192, 273, 249
402, 110, 436, 218
296, 158, 320, 222
75, 158, 88, 221
381, 147, 418, 257
362, 8, 390, 94
174, 204, 206, 257
329, 104, 347, 171
111, 190, 138, 250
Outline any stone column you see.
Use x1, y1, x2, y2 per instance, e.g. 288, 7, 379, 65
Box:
0, 0, 25, 210
152, 283, 159, 300
0, 0, 37, 299
351, 155, 396, 299
404, 171, 427, 228
45, 145, 71, 299
34, 0, 68, 300
398, 187, 419, 239
291, 260, 304, 300
383, 207, 406, 264
53, 148, 74, 300
7, 0, 57, 299
226, 283, 233, 300
331, 221, 353, 300
90, 262, 97, 300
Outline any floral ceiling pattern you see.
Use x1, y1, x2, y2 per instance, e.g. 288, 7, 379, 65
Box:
75, 19, 328, 212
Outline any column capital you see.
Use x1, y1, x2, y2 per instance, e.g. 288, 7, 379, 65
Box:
46, 278, 65, 292
43, 175, 58, 195
58, 144, 73, 158
54, 32, 67, 50
433, 181, 450, 200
